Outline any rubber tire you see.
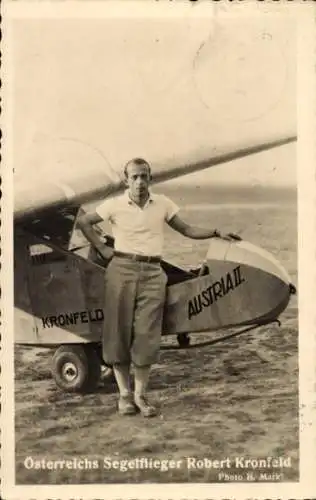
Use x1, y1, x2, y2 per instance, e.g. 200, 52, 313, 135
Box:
177, 333, 191, 348
52, 344, 101, 393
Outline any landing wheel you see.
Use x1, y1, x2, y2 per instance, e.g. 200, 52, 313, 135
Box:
177, 333, 191, 348
52, 344, 101, 393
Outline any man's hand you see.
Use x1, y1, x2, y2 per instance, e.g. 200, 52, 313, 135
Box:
212, 229, 221, 238
226, 232, 242, 241
212, 230, 242, 241
219, 232, 242, 242
96, 247, 113, 263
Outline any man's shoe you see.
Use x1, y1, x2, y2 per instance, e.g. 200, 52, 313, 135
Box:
118, 394, 137, 415
134, 395, 158, 417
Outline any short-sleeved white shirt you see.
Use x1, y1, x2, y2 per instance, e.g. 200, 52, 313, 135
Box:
96, 191, 179, 256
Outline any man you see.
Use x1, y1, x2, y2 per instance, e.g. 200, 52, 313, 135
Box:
78, 157, 237, 417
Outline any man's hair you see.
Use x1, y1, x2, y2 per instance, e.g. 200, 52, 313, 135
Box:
123, 158, 151, 178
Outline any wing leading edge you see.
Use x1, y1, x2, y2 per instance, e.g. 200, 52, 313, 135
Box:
15, 133, 296, 222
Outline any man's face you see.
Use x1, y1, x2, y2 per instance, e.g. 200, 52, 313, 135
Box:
125, 163, 151, 199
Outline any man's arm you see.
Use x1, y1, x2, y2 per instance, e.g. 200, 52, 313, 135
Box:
167, 213, 240, 240
77, 212, 112, 261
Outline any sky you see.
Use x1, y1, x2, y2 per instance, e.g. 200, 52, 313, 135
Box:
11, 15, 296, 189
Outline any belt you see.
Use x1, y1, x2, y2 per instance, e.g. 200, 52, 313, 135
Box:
113, 251, 161, 264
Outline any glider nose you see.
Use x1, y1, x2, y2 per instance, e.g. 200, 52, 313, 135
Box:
205, 239, 294, 324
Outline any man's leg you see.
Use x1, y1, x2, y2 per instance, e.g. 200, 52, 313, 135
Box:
134, 364, 151, 397
113, 364, 131, 396
133, 364, 156, 417
103, 258, 138, 414
131, 263, 167, 416
113, 364, 136, 415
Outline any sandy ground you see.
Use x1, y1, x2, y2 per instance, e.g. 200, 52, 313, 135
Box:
14, 195, 298, 484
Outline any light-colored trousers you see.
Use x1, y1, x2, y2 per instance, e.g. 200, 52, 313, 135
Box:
102, 256, 168, 366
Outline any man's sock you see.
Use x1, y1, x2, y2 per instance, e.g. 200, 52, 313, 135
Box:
113, 364, 132, 397
133, 364, 151, 398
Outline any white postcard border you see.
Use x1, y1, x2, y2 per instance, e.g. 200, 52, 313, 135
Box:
1, 1, 315, 499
